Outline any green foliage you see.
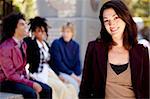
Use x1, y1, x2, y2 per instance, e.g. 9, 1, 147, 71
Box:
132, 0, 150, 17
123, 0, 150, 27
12, 0, 37, 20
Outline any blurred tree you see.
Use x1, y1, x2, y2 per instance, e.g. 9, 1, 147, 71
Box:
12, 0, 37, 20
0, 0, 37, 41
122, 0, 150, 27
0, 0, 14, 41
132, 0, 149, 17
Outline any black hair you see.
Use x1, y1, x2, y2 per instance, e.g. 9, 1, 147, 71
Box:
1, 12, 25, 43
28, 16, 49, 36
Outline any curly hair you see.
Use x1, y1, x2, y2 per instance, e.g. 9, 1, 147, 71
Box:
28, 16, 49, 37
1, 12, 25, 43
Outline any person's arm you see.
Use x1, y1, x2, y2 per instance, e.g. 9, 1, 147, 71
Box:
142, 47, 149, 98
51, 40, 73, 75
73, 44, 81, 76
79, 42, 95, 98
0, 47, 34, 88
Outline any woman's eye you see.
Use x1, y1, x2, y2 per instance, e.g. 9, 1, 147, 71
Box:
114, 16, 119, 20
37, 30, 42, 33
104, 20, 109, 23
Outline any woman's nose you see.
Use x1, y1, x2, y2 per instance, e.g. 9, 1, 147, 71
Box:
108, 20, 115, 26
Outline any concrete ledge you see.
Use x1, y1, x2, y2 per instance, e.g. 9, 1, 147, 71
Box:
0, 92, 23, 99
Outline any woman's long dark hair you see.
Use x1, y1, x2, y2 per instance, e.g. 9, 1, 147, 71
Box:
0, 12, 25, 44
99, 0, 138, 50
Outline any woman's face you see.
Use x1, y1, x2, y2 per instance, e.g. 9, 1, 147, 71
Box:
34, 27, 46, 41
103, 8, 126, 39
62, 28, 73, 42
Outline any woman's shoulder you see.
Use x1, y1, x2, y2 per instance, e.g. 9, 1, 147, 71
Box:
88, 38, 105, 47
133, 44, 148, 51
24, 37, 35, 45
131, 44, 149, 55
85, 38, 106, 54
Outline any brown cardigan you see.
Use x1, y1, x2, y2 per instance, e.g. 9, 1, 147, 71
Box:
79, 39, 149, 99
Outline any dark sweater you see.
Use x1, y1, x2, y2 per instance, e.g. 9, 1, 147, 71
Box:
50, 37, 81, 76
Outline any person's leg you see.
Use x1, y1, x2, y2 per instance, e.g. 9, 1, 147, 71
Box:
0, 81, 37, 99
60, 73, 79, 93
32, 80, 52, 99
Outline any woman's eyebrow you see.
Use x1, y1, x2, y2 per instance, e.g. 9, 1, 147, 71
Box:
103, 14, 117, 19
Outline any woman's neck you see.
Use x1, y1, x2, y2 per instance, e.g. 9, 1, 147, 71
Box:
37, 39, 44, 46
112, 36, 123, 47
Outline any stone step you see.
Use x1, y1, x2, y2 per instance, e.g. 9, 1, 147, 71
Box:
0, 92, 23, 99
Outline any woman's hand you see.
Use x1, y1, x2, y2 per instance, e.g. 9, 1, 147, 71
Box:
33, 82, 42, 93
71, 73, 81, 86
59, 75, 69, 83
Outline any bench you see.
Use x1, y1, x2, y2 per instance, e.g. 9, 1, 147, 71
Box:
0, 92, 23, 99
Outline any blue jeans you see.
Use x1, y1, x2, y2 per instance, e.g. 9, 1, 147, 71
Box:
0, 80, 52, 99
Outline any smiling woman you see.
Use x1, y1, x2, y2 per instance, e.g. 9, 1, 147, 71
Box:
79, 0, 149, 99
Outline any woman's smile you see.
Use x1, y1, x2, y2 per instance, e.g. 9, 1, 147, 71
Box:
110, 26, 120, 33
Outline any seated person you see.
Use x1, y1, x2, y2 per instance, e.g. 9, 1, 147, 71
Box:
0, 13, 52, 99
51, 22, 81, 92
24, 17, 78, 99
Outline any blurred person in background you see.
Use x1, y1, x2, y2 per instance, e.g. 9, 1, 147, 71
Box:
50, 22, 81, 93
0, 12, 52, 99
24, 16, 78, 99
